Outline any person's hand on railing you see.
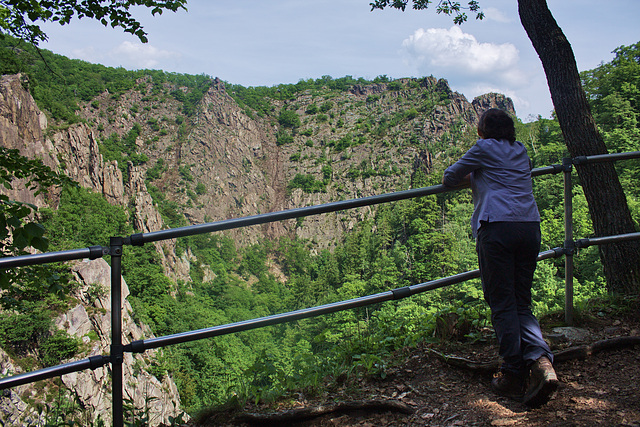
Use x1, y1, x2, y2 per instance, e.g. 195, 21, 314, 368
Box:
442, 173, 470, 188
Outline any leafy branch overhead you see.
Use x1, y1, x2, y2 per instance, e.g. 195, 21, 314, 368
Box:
0, 0, 187, 45
369, 0, 483, 24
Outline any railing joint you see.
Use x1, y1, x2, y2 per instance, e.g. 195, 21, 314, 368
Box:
561, 157, 573, 172
89, 355, 109, 370
572, 155, 588, 166
552, 247, 565, 258
110, 344, 124, 364
550, 163, 564, 173
563, 239, 576, 255
575, 238, 590, 249
125, 340, 146, 354
129, 233, 145, 246
391, 287, 412, 300
88, 245, 105, 259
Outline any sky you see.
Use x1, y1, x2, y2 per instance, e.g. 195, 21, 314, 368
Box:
39, 0, 640, 122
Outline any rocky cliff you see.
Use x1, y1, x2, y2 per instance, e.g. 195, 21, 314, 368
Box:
0, 258, 184, 426
1, 74, 186, 425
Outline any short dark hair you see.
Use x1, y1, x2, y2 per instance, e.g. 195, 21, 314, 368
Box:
477, 108, 516, 143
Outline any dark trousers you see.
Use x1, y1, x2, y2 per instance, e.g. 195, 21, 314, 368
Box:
476, 221, 553, 376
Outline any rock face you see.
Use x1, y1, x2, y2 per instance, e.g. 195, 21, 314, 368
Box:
0, 74, 186, 425
0, 258, 185, 426
0, 72, 517, 252
0, 259, 185, 426
66, 258, 184, 425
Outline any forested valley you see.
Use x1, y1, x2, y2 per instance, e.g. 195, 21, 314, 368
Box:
0, 36, 639, 424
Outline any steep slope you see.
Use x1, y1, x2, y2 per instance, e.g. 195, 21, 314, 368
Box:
71, 74, 513, 251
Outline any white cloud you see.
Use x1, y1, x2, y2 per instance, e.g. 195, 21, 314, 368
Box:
399, 25, 545, 118
401, 26, 521, 80
483, 7, 512, 23
108, 41, 182, 69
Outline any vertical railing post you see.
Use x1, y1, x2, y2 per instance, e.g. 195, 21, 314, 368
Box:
110, 236, 124, 427
562, 158, 574, 326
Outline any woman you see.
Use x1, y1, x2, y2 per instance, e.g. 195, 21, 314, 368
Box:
442, 108, 558, 407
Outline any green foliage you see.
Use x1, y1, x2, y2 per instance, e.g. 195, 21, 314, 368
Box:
287, 173, 327, 194
320, 101, 334, 113
278, 109, 301, 129
387, 81, 402, 91
275, 130, 294, 146
40, 329, 80, 367
582, 41, 640, 201
195, 182, 207, 195
370, 0, 484, 24
0, 302, 52, 356
1, 36, 213, 124
99, 124, 149, 176
147, 184, 187, 229
0, 147, 74, 306
146, 158, 167, 182
305, 103, 319, 115
0, 0, 186, 45
40, 185, 130, 249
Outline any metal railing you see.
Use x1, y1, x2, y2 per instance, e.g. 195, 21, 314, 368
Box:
0, 151, 639, 426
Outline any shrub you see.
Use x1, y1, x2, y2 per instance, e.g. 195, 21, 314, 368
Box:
195, 182, 207, 195
289, 153, 301, 162
276, 131, 294, 146
305, 103, 319, 114
278, 110, 301, 129
320, 101, 333, 113
40, 330, 80, 367
288, 174, 326, 193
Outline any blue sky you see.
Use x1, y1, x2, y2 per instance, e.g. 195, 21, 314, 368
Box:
40, 1, 639, 121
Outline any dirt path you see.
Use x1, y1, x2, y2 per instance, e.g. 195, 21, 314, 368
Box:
193, 302, 640, 426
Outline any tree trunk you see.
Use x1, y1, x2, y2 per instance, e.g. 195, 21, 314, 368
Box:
518, 0, 640, 295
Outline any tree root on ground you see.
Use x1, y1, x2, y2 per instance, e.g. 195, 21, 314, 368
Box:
235, 399, 414, 424
229, 337, 639, 425
428, 335, 640, 373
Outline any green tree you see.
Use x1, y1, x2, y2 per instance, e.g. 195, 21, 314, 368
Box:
371, 0, 640, 295
0, 147, 74, 304
278, 109, 301, 129
0, 0, 186, 45
582, 42, 640, 155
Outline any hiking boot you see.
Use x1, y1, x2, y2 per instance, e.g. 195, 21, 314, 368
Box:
523, 356, 559, 408
491, 371, 526, 400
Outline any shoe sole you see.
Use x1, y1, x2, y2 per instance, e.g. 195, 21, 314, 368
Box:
523, 378, 559, 408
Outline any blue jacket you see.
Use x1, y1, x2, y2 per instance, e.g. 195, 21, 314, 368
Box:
442, 138, 540, 237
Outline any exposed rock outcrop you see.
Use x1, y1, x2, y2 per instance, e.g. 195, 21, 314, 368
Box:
0, 74, 185, 426
0, 259, 186, 426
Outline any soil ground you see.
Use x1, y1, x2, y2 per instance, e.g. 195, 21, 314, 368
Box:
192, 298, 640, 427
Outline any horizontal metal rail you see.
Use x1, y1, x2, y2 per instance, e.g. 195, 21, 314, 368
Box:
0, 248, 562, 390
0, 355, 109, 389
576, 232, 640, 249
0, 245, 106, 269
128, 166, 563, 246
128, 184, 456, 246
0, 165, 563, 269
126, 250, 561, 353
573, 151, 640, 165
